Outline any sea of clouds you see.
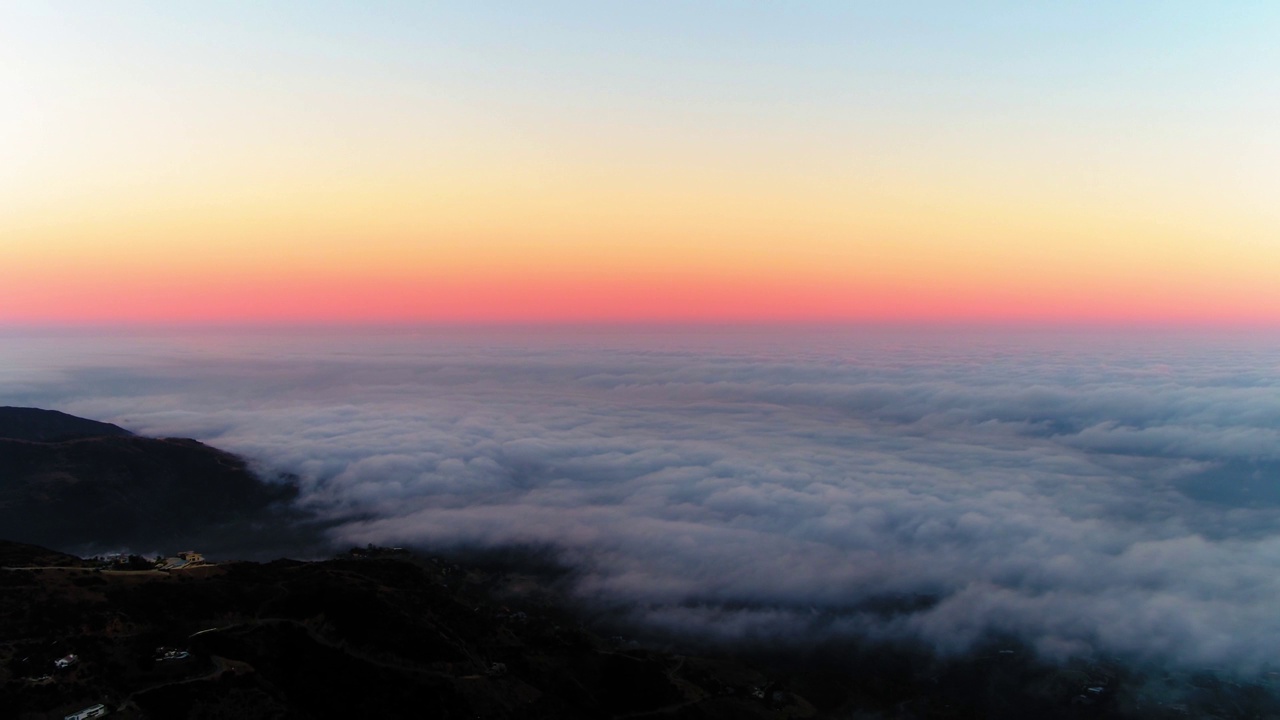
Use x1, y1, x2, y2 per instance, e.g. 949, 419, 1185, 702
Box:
3, 325, 1279, 670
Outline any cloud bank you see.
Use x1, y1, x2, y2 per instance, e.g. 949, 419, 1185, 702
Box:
3, 325, 1279, 670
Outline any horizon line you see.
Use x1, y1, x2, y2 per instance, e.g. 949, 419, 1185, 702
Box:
3, 317, 1279, 333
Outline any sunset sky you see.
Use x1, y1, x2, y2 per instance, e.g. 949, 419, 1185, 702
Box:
3, 2, 1278, 324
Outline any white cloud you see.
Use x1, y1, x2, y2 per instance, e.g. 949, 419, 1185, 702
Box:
3, 326, 1279, 670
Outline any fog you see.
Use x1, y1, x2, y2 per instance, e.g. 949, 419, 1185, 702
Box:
3, 325, 1279, 671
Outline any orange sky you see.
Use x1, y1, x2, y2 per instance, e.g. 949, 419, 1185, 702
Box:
3, 3, 1278, 325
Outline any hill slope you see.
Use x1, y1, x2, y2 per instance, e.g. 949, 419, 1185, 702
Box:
0, 406, 132, 443
0, 408, 301, 555
0, 542, 816, 720
0, 538, 88, 568
6, 541, 1271, 720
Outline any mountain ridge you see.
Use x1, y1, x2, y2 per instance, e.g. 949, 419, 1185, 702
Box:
0, 407, 303, 557
0, 406, 132, 443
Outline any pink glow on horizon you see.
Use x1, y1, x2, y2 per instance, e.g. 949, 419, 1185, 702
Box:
4, 272, 1279, 327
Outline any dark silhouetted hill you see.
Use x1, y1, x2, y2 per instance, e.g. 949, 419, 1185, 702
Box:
0, 406, 132, 443
0, 539, 88, 568
0, 408, 303, 556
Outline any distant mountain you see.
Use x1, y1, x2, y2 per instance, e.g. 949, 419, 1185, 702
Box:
0, 406, 132, 443
0, 407, 303, 556
0, 539, 88, 568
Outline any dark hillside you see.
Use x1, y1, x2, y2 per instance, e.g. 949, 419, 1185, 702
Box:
0, 409, 302, 556
3, 541, 1273, 719
0, 539, 88, 568
0, 543, 816, 720
0, 406, 132, 443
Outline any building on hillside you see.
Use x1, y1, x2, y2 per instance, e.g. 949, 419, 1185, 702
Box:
64, 702, 107, 719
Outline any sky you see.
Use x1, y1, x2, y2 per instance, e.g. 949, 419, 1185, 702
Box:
4, 324, 1280, 672
3, 2, 1278, 324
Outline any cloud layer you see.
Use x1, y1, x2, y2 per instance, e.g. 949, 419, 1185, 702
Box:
4, 325, 1280, 670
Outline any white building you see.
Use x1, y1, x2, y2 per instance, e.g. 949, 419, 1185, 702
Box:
64, 704, 108, 720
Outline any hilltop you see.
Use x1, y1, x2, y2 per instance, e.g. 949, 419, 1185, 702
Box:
0, 407, 305, 557
0, 407, 132, 443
